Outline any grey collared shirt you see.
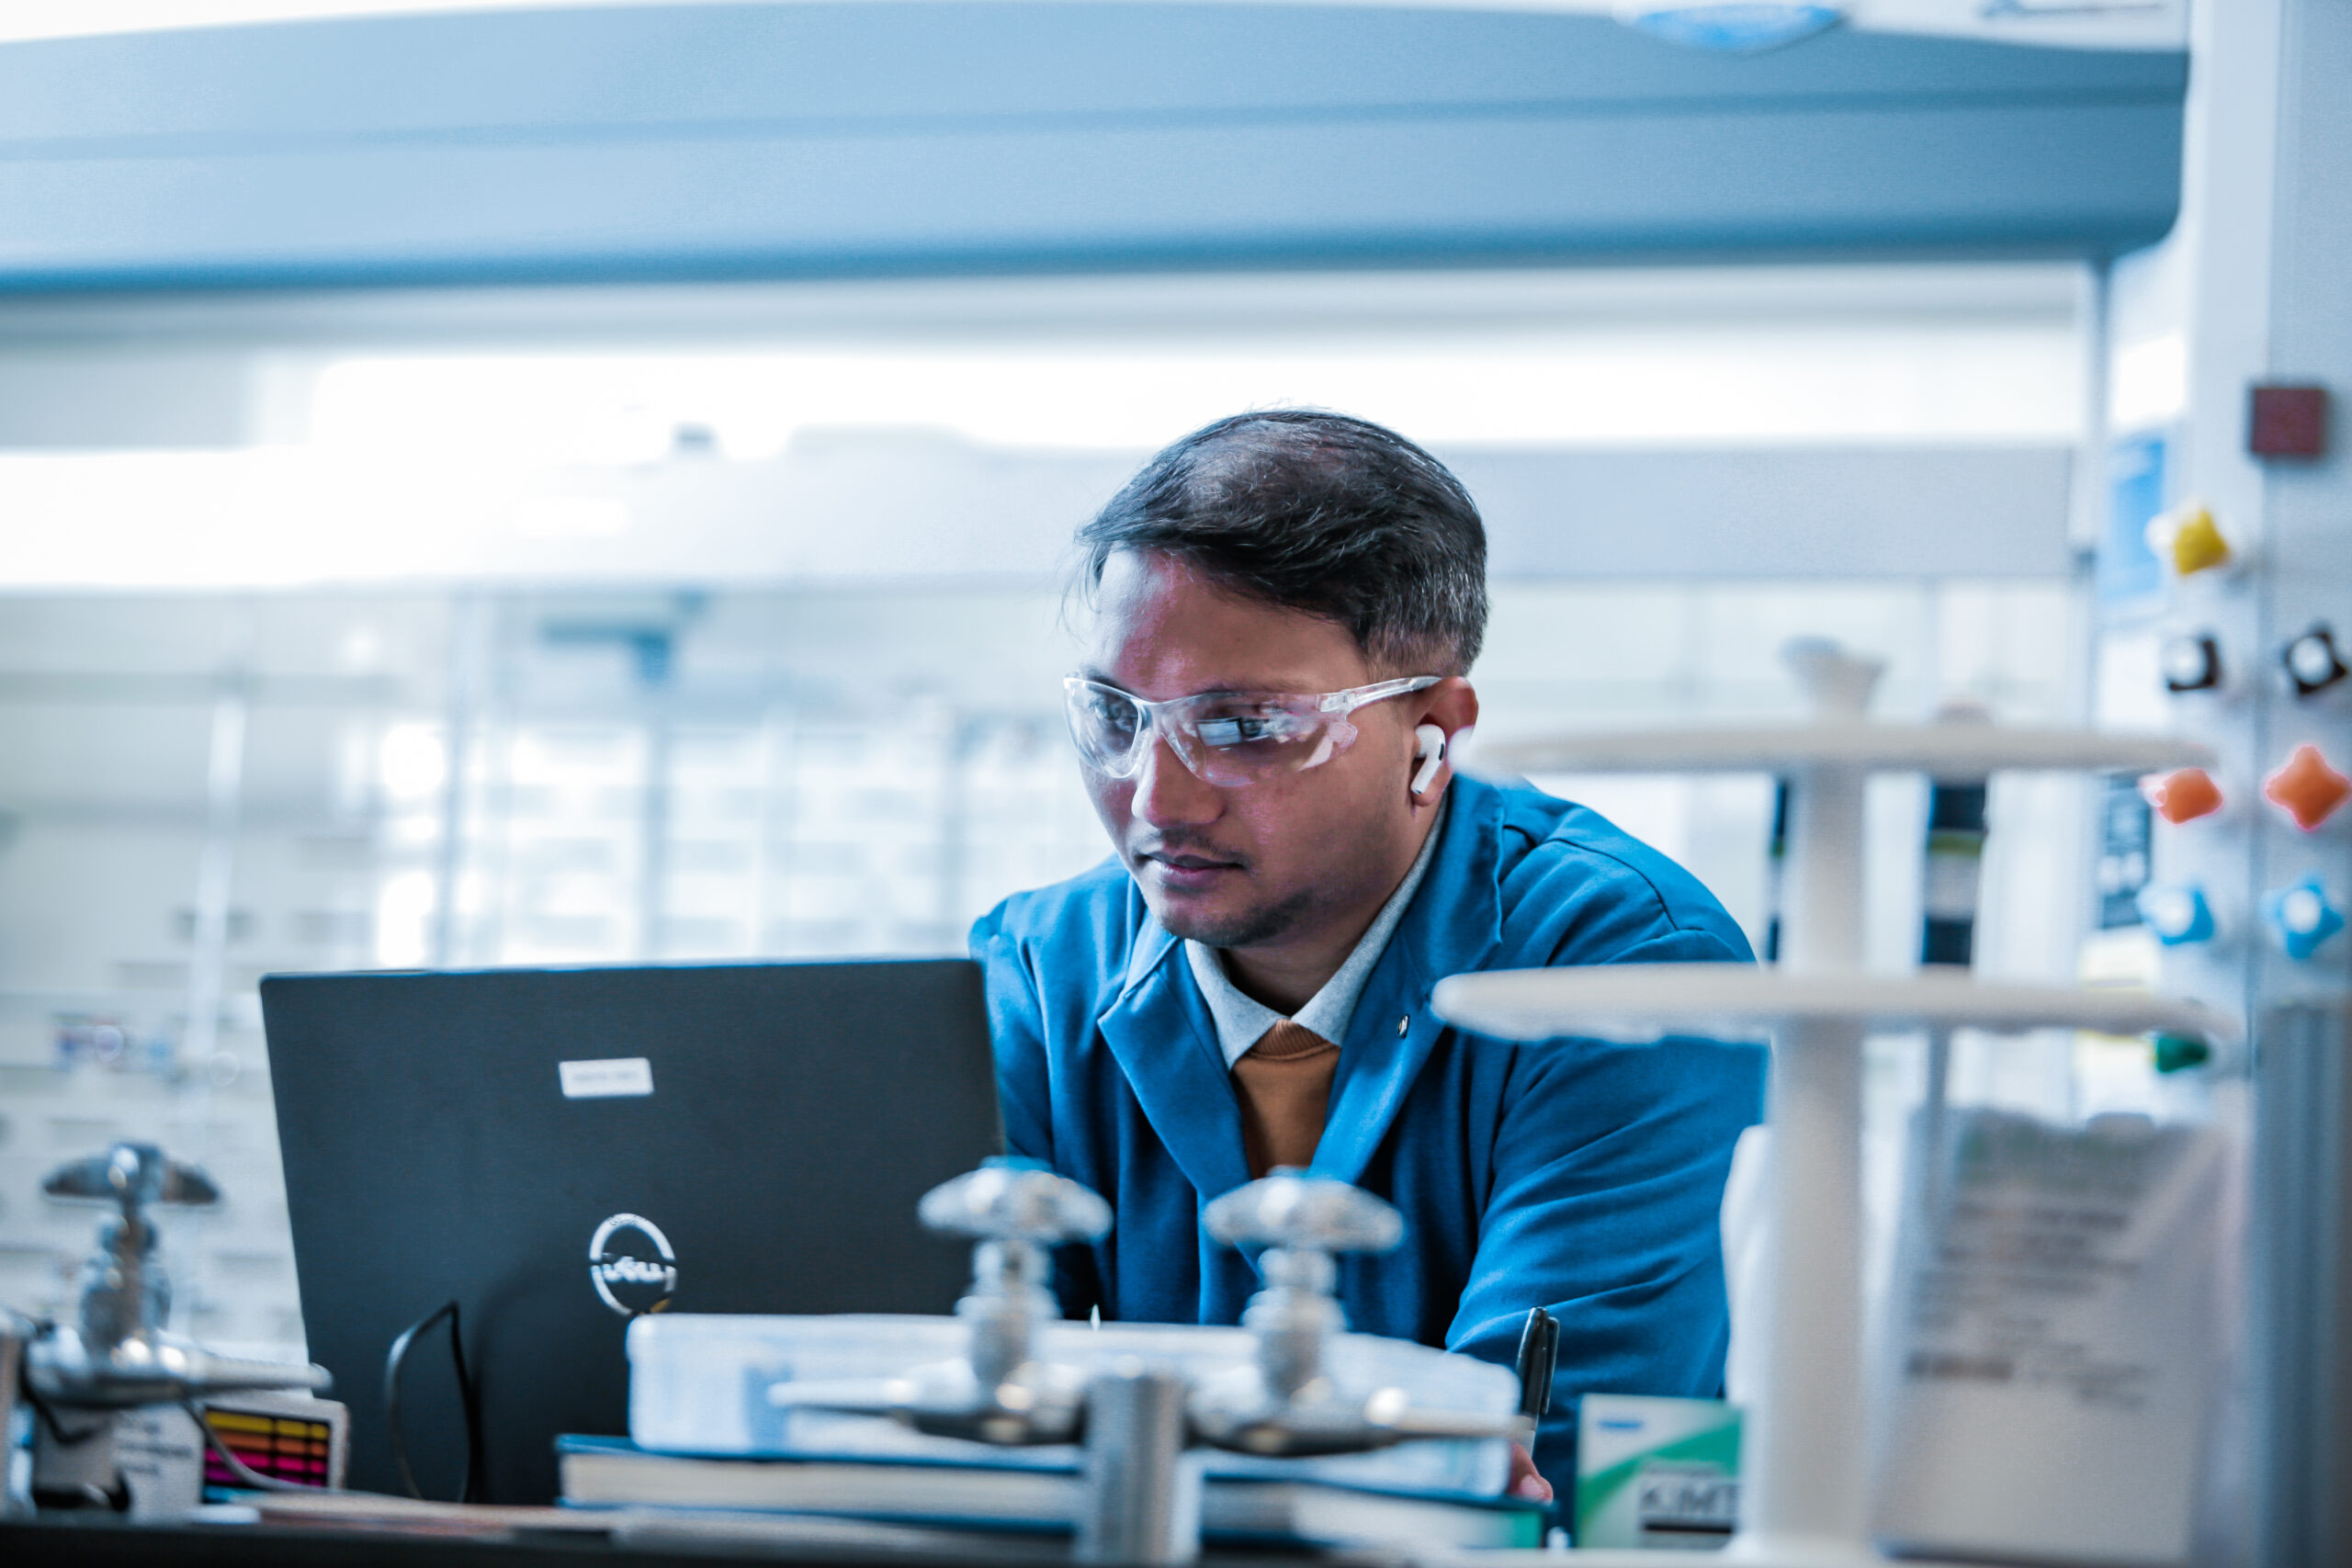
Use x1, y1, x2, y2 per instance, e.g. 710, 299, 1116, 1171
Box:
1185, 818, 1443, 1068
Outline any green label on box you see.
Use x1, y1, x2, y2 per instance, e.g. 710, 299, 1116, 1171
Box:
1575, 1394, 1740, 1550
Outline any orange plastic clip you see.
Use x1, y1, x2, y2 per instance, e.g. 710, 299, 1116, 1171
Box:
2264, 744, 2352, 830
2143, 767, 2224, 825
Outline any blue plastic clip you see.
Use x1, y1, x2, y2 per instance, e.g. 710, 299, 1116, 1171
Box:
2137, 884, 2216, 946
2263, 876, 2346, 961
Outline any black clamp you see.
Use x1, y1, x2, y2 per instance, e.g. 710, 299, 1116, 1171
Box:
2283, 624, 2348, 698
2161, 631, 2224, 694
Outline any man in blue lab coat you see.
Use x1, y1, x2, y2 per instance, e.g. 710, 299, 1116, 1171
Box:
970, 411, 1766, 1505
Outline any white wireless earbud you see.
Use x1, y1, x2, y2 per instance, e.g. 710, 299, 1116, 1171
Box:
1411, 724, 1448, 796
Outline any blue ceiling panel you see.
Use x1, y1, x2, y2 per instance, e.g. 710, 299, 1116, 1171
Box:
0, 4, 2187, 290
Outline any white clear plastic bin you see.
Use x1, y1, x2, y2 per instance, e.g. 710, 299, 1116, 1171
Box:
628, 1313, 1516, 1498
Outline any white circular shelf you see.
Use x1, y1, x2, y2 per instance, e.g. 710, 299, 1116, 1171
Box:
1431, 965, 2238, 1046
1468, 723, 2213, 776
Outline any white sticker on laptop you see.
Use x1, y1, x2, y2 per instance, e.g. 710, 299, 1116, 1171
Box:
560, 1057, 654, 1100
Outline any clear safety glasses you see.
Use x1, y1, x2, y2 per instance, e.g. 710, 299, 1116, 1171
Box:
1062, 675, 1440, 787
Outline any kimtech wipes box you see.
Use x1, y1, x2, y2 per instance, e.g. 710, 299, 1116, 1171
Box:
1575, 1394, 1740, 1550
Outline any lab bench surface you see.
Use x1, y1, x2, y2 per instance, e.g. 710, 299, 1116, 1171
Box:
0, 1515, 1095, 1568
0, 1515, 1359, 1568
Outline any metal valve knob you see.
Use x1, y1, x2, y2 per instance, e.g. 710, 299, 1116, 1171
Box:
919, 1156, 1113, 1246
1202, 1169, 1404, 1257
44, 1143, 219, 1212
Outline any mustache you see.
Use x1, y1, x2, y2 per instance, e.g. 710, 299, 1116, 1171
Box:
1130, 830, 1247, 867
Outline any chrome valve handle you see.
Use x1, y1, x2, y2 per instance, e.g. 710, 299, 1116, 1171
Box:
918, 1158, 1114, 1247
1201, 1169, 1406, 1257
28, 1330, 332, 1412
44, 1143, 221, 1213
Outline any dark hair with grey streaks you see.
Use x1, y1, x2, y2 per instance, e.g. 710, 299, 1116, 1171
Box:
1072, 410, 1488, 676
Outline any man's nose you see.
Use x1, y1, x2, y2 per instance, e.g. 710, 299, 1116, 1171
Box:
1133, 734, 1220, 827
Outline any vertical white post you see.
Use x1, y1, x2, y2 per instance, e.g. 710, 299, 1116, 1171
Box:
175, 608, 252, 1149
428, 593, 481, 967
1734, 639, 1880, 1566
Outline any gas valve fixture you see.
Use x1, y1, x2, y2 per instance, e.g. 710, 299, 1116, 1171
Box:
1190, 1170, 1530, 1457
770, 1156, 1108, 1445
21, 1143, 328, 1511
762, 1160, 1531, 1565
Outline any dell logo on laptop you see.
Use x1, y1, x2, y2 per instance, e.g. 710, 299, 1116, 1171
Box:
587, 1213, 677, 1317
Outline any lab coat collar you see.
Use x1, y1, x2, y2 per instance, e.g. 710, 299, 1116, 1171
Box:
1122, 905, 1182, 996
1098, 922, 1254, 1203
1093, 778, 1510, 1202
1312, 778, 1508, 1186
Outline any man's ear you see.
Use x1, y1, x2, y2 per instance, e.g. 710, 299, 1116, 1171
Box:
1408, 678, 1480, 801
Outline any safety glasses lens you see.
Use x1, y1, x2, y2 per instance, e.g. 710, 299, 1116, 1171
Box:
1062, 681, 1363, 784
1182, 699, 1327, 780
1065, 682, 1146, 774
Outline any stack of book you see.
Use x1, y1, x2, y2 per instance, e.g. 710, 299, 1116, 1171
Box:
557, 1434, 1547, 1551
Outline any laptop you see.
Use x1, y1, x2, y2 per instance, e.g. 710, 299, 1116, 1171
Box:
261, 959, 1004, 1505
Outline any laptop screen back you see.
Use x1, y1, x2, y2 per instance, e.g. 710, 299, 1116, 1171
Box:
262, 959, 1002, 1503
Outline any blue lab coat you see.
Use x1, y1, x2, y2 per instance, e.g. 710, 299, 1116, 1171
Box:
968, 773, 1768, 1494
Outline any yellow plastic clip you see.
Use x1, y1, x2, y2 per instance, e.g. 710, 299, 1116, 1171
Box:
2167, 504, 2233, 576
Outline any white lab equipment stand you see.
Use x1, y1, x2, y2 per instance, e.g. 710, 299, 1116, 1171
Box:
1428, 648, 2236, 1568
